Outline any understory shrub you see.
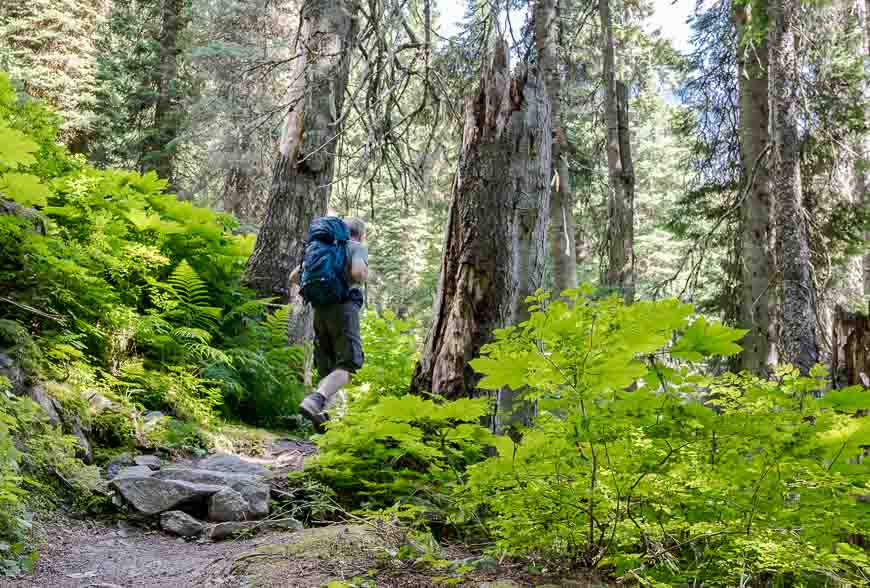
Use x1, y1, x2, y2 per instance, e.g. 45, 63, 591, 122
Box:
0, 70, 304, 432
458, 289, 870, 586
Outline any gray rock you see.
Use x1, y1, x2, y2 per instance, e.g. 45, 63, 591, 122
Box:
142, 411, 166, 431
114, 466, 154, 480
70, 418, 92, 463
479, 582, 521, 588
105, 453, 134, 479
160, 511, 204, 537
134, 455, 162, 470
199, 453, 270, 477
29, 383, 62, 426
110, 477, 224, 516
153, 467, 269, 519
207, 521, 258, 541
0, 359, 24, 395
208, 488, 250, 523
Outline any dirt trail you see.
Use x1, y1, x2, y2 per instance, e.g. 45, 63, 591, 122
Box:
2, 438, 317, 588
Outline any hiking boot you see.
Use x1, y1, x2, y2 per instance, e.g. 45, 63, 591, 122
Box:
299, 392, 328, 433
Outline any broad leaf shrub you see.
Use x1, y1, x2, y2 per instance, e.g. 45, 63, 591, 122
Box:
456, 289, 869, 586
303, 312, 491, 512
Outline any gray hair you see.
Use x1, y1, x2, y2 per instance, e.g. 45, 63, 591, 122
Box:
346, 217, 366, 239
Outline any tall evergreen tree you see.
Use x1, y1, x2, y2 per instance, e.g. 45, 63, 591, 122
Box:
735, 0, 775, 372
0, 0, 107, 152
770, 0, 818, 373
600, 0, 635, 302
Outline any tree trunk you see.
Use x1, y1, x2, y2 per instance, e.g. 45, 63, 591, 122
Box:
770, 0, 818, 374
859, 0, 870, 296
537, 0, 578, 295
599, 0, 635, 303
410, 43, 552, 401
243, 0, 358, 347
141, 0, 185, 188
735, 3, 776, 373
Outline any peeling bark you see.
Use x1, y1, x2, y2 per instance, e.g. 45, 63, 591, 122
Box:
243, 0, 358, 346
410, 43, 552, 401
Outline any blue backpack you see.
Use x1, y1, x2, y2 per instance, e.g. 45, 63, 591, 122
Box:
300, 216, 350, 306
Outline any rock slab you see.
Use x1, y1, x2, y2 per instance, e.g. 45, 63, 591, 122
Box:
110, 477, 224, 516
134, 455, 162, 470
160, 511, 204, 537
199, 454, 270, 477
114, 466, 154, 480
209, 488, 249, 522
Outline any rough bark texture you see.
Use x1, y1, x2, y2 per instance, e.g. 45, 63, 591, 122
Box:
141, 0, 185, 188
859, 0, 870, 296
537, 0, 578, 294
831, 304, 870, 387
243, 0, 358, 345
495, 61, 552, 433
770, 0, 818, 374
600, 0, 635, 303
735, 4, 776, 373
410, 44, 552, 401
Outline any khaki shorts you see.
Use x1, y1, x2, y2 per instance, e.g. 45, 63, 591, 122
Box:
313, 300, 364, 379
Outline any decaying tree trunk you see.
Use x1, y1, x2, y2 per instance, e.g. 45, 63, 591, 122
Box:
410, 43, 552, 401
243, 0, 358, 346
537, 0, 578, 295
831, 304, 870, 387
770, 0, 818, 374
599, 0, 635, 303
141, 0, 186, 189
735, 2, 776, 374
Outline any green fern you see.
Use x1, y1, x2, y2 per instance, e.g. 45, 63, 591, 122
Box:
163, 260, 222, 330
264, 305, 291, 347
167, 260, 210, 307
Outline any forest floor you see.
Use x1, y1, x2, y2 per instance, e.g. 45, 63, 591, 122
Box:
2, 433, 612, 588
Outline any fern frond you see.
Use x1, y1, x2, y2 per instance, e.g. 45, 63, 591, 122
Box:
264, 305, 291, 345
167, 260, 211, 306
172, 327, 212, 344
184, 342, 231, 365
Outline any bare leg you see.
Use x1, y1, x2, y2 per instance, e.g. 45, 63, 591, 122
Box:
316, 368, 350, 404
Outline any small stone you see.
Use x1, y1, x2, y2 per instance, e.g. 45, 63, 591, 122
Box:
114, 466, 154, 480
208, 487, 250, 523
110, 477, 224, 516
479, 582, 521, 588
207, 521, 259, 541
199, 453, 270, 477
134, 455, 162, 470
160, 511, 204, 537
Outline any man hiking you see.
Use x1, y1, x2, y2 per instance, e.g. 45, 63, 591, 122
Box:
290, 216, 368, 431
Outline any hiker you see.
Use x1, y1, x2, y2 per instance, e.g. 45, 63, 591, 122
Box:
290, 216, 368, 430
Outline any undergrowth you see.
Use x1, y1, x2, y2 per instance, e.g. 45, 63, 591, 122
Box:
305, 290, 869, 587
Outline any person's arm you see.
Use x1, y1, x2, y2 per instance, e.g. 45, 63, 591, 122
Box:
350, 255, 368, 283
289, 263, 303, 285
